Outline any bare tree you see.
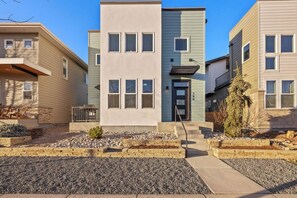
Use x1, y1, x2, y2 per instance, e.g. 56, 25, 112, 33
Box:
0, 0, 33, 22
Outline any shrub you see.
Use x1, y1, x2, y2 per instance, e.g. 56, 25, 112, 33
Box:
88, 126, 103, 139
0, 124, 28, 137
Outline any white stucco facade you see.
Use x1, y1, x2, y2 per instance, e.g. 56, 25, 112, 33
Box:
100, 2, 162, 126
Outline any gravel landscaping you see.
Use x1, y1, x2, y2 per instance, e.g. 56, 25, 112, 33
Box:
0, 157, 211, 194
223, 159, 297, 194
46, 131, 177, 148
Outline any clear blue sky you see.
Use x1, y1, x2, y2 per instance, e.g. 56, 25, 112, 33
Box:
0, 0, 256, 63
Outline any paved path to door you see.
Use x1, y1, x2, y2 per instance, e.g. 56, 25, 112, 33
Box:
177, 126, 273, 196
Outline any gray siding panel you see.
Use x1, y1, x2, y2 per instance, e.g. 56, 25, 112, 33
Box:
88, 32, 100, 119
162, 10, 206, 122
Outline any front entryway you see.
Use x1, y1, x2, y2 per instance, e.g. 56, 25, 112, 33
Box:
172, 80, 191, 121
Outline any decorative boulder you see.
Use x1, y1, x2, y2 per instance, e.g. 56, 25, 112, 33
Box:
286, 131, 295, 139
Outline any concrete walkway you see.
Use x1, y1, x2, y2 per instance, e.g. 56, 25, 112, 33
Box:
176, 125, 272, 196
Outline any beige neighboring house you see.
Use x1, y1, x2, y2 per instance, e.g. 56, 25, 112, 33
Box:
230, 0, 297, 131
0, 23, 88, 124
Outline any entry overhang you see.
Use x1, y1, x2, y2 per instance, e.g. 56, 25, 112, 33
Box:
169, 65, 200, 75
0, 58, 52, 76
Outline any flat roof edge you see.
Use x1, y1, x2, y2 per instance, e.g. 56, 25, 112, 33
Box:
162, 8, 206, 11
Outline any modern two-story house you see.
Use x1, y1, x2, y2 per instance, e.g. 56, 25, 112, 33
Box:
230, 0, 297, 131
88, 0, 206, 130
0, 23, 88, 124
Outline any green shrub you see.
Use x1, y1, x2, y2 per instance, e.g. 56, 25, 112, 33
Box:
0, 124, 28, 137
88, 126, 103, 139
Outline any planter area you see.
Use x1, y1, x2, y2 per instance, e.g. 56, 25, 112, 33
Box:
0, 136, 32, 147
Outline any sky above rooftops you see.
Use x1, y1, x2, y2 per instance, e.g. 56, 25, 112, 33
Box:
0, 0, 256, 63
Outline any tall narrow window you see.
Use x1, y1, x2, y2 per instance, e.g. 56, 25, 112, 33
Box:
95, 54, 100, 65
83, 73, 88, 84
266, 81, 276, 108
125, 80, 136, 108
4, 39, 14, 49
142, 80, 154, 108
126, 33, 137, 52
242, 43, 250, 63
109, 33, 120, 52
108, 80, 120, 108
23, 81, 33, 100
62, 57, 68, 80
24, 39, 33, 49
266, 36, 275, 53
281, 35, 294, 53
282, 80, 294, 108
143, 33, 154, 52
174, 38, 189, 52
265, 57, 276, 70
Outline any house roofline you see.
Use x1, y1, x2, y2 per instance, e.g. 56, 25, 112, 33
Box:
101, 0, 161, 5
0, 22, 88, 71
206, 55, 229, 66
162, 8, 206, 11
88, 30, 101, 33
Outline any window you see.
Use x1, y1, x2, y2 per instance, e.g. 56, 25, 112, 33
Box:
62, 58, 68, 80
142, 33, 154, 52
265, 57, 276, 70
242, 43, 250, 63
142, 80, 154, 108
23, 82, 33, 100
174, 38, 189, 52
108, 80, 120, 108
83, 73, 88, 84
125, 80, 136, 108
109, 33, 120, 52
125, 33, 137, 52
266, 36, 276, 53
281, 35, 294, 53
95, 54, 100, 65
4, 39, 14, 49
24, 39, 33, 49
266, 81, 276, 108
282, 80, 294, 108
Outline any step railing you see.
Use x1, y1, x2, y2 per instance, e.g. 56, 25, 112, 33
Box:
174, 105, 188, 158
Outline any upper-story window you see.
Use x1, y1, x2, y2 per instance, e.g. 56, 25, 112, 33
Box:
266, 35, 276, 53
174, 37, 189, 52
62, 57, 69, 80
281, 35, 294, 53
125, 33, 137, 52
242, 42, 250, 63
83, 73, 88, 84
95, 53, 100, 65
109, 33, 120, 52
23, 81, 33, 100
24, 39, 33, 49
4, 39, 14, 49
142, 33, 154, 52
265, 57, 276, 70
281, 80, 295, 108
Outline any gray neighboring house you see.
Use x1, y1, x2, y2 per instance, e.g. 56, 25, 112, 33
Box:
205, 55, 230, 112
88, 0, 207, 130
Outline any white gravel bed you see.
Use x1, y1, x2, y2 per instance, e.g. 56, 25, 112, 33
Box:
204, 132, 256, 140
47, 131, 177, 148
0, 157, 211, 194
223, 159, 297, 194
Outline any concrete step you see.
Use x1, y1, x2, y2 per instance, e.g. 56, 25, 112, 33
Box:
179, 133, 205, 140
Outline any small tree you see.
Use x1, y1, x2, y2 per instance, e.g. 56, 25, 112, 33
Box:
224, 69, 252, 137
213, 100, 228, 130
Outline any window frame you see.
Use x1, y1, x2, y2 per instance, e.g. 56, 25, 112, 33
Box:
242, 42, 251, 63
125, 33, 138, 53
265, 56, 277, 71
23, 81, 33, 101
174, 37, 190, 53
142, 33, 155, 53
125, 79, 137, 109
95, 53, 100, 66
281, 34, 295, 54
108, 79, 120, 109
281, 80, 295, 109
141, 79, 154, 109
4, 39, 15, 49
23, 39, 33, 49
62, 57, 69, 80
265, 80, 277, 109
83, 73, 88, 85
265, 35, 276, 54
108, 33, 121, 53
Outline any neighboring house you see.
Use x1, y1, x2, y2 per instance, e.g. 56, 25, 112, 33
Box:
0, 23, 88, 124
205, 55, 229, 112
88, 0, 206, 130
229, 0, 297, 131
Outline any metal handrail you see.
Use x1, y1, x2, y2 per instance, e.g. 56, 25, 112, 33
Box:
174, 105, 188, 158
